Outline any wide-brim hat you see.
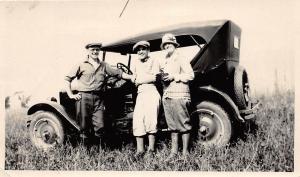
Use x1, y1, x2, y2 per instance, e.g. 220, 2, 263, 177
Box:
85, 43, 102, 49
133, 41, 150, 52
160, 33, 179, 49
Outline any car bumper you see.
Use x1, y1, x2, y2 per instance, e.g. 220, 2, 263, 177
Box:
239, 101, 261, 120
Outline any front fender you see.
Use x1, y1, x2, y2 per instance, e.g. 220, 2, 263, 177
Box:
196, 86, 245, 123
27, 101, 80, 131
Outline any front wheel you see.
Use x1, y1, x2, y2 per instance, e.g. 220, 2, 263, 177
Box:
29, 111, 64, 150
192, 101, 232, 147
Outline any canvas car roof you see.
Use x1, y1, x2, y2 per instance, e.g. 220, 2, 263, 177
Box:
101, 19, 229, 54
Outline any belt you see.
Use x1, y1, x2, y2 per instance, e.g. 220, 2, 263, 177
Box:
80, 90, 103, 95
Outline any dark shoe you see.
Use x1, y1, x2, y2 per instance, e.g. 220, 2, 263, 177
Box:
93, 136, 105, 152
79, 137, 89, 147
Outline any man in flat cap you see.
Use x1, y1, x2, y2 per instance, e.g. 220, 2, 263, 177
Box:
65, 43, 133, 149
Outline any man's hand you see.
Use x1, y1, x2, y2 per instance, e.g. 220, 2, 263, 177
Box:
129, 75, 135, 83
69, 93, 81, 100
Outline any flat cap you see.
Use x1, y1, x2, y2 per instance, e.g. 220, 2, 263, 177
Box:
133, 41, 150, 52
85, 43, 102, 49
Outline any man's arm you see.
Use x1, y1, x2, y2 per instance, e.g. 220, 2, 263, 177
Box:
65, 81, 81, 100
105, 62, 134, 82
135, 74, 156, 85
65, 63, 81, 100
122, 72, 135, 82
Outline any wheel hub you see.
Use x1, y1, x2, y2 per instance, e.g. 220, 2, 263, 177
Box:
199, 115, 217, 139
199, 125, 208, 134
41, 126, 56, 143
34, 119, 58, 144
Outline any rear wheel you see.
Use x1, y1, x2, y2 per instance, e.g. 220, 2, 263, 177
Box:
233, 66, 251, 109
193, 101, 232, 147
29, 111, 64, 150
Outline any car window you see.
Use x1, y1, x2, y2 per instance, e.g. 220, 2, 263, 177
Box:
104, 52, 129, 69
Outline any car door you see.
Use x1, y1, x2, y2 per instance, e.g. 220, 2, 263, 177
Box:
103, 52, 136, 134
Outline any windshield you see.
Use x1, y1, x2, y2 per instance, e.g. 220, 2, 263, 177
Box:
104, 45, 201, 71
130, 45, 200, 72
104, 34, 205, 70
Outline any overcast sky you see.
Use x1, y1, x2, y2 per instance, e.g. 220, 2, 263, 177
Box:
0, 0, 297, 100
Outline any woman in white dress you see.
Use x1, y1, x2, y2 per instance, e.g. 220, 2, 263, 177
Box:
131, 41, 161, 158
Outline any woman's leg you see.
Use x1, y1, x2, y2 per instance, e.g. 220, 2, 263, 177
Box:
165, 131, 179, 161
182, 131, 190, 156
136, 136, 145, 153
148, 133, 155, 152
170, 131, 179, 155
133, 93, 146, 154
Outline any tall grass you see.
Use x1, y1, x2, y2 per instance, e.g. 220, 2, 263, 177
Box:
5, 90, 294, 171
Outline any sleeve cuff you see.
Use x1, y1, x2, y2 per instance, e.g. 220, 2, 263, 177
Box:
174, 74, 181, 82
65, 77, 72, 82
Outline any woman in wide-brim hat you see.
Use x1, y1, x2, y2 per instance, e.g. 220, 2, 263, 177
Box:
160, 33, 180, 50
159, 33, 194, 161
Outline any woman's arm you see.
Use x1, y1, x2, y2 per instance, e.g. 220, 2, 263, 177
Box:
174, 57, 194, 83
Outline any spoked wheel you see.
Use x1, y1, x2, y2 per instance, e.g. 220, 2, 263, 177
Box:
233, 66, 252, 109
193, 101, 232, 147
29, 111, 64, 150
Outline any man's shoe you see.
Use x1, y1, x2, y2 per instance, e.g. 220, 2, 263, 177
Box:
93, 136, 105, 152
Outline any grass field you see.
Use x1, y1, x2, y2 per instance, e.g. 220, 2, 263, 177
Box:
4, 90, 294, 171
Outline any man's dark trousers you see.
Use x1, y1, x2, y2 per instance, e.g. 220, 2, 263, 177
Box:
76, 92, 105, 146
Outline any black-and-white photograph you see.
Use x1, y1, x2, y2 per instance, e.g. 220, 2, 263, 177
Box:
1, 0, 297, 175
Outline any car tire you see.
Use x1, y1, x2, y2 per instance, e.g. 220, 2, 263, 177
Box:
29, 111, 64, 150
233, 65, 251, 110
193, 101, 232, 147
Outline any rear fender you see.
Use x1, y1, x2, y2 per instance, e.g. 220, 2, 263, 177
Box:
195, 86, 245, 123
27, 101, 80, 131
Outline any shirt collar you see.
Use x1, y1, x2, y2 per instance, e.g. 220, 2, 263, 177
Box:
141, 55, 151, 63
85, 56, 101, 64
166, 50, 178, 59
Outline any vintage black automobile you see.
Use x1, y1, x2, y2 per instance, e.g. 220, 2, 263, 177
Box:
27, 20, 259, 150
